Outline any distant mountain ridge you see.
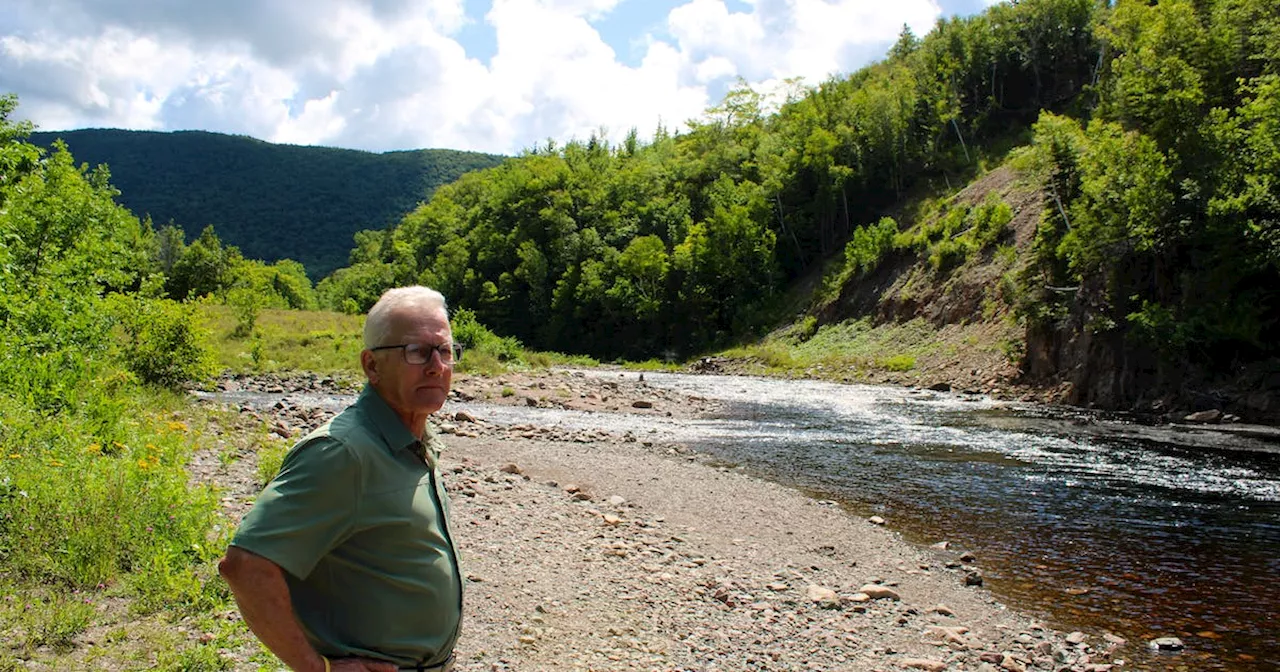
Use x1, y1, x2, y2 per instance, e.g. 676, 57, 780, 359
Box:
29, 128, 505, 278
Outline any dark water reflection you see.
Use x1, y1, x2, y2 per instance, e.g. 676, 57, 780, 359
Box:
621, 372, 1280, 671
208, 371, 1280, 670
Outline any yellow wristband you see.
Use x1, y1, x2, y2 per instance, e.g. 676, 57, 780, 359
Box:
322, 655, 330, 672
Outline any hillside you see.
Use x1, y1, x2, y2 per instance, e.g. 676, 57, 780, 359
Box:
28, 129, 505, 278
312, 0, 1278, 423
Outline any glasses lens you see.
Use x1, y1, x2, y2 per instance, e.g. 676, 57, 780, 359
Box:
402, 343, 456, 365
403, 344, 428, 365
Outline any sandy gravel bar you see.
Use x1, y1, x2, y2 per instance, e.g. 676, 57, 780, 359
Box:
205, 371, 1128, 671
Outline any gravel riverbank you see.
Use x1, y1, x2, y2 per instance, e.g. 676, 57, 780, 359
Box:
197, 370, 1135, 672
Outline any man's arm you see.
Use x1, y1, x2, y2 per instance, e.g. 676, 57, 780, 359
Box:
218, 546, 394, 672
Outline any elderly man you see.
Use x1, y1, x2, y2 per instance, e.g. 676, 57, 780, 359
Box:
220, 286, 462, 672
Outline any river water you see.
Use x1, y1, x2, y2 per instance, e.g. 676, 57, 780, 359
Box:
220, 370, 1280, 670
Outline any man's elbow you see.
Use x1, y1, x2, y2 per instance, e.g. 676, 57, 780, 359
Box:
219, 545, 266, 586
218, 547, 242, 583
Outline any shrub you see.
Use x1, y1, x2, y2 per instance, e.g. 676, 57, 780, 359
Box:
879, 354, 917, 372
451, 308, 526, 367
255, 438, 289, 487
227, 287, 261, 338
820, 217, 900, 306
0, 398, 222, 590
108, 296, 217, 388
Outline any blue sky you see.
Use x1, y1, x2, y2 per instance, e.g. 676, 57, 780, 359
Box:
1, 0, 998, 155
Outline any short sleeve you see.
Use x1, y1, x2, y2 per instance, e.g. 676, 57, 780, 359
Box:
232, 436, 361, 579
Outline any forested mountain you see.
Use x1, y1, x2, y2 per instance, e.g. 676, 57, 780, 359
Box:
27, 129, 504, 278
319, 0, 1280, 419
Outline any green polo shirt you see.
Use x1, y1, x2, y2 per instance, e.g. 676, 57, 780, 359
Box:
232, 385, 462, 668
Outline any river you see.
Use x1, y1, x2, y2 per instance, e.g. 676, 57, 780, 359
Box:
216, 370, 1280, 670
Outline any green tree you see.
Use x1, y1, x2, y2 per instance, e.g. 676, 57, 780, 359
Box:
167, 225, 241, 299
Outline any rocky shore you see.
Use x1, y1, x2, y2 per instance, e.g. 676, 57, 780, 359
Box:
194, 370, 1142, 672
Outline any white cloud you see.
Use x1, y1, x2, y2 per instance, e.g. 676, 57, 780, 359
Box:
668, 0, 939, 85
0, 0, 944, 154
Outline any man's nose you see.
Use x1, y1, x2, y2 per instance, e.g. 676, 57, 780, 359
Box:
423, 348, 447, 372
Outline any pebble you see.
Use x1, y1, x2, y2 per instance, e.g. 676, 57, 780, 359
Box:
999, 654, 1027, 672
900, 658, 947, 671
805, 584, 840, 608
1183, 409, 1223, 424
205, 371, 1107, 672
1148, 636, 1185, 651
858, 584, 901, 601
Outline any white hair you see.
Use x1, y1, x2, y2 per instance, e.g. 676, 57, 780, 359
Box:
363, 286, 449, 349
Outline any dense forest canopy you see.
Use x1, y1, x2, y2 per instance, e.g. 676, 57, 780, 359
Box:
3, 0, 1276, 414
318, 0, 1278, 408
27, 129, 505, 278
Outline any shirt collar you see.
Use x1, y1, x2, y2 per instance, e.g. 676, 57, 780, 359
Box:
356, 384, 422, 457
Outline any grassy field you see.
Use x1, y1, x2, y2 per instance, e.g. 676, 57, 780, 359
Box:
725, 317, 940, 374
717, 315, 1021, 389
0, 381, 283, 670
199, 304, 979, 384
201, 305, 367, 376
200, 304, 598, 378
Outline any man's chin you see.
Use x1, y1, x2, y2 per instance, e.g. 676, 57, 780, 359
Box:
415, 388, 447, 413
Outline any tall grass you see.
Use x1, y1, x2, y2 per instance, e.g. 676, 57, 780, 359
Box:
200, 304, 367, 375
724, 317, 941, 375
200, 303, 599, 376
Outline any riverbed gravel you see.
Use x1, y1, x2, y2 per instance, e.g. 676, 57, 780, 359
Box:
197, 370, 1133, 672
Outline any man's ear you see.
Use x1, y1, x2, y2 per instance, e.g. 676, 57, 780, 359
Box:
360, 350, 379, 383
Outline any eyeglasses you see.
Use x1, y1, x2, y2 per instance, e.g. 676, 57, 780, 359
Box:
369, 342, 463, 365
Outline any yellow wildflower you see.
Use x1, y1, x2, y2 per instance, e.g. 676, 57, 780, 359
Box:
47, 459, 64, 468
7, 454, 20, 459
85, 443, 102, 455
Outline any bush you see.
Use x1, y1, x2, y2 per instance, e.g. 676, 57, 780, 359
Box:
0, 396, 222, 589
879, 354, 917, 372
109, 296, 217, 388
820, 217, 900, 306
910, 195, 1014, 274
451, 308, 526, 367
793, 315, 819, 343
227, 286, 261, 338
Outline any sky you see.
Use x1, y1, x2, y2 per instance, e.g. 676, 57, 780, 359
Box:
0, 0, 998, 156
